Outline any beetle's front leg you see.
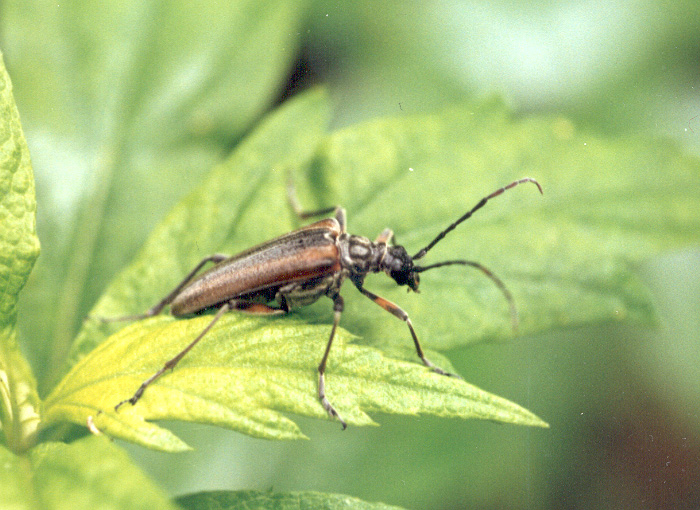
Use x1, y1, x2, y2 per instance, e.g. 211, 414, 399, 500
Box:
353, 283, 460, 378
317, 294, 347, 429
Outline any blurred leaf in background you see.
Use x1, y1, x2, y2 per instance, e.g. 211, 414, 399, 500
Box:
306, 0, 700, 148
0, 0, 312, 394
3, 436, 178, 509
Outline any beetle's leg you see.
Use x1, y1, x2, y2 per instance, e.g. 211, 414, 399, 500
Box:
374, 228, 393, 244
353, 284, 459, 378
286, 174, 337, 220
317, 294, 347, 429
115, 301, 231, 411
96, 254, 229, 322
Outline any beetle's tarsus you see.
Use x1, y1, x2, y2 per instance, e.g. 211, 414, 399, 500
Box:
319, 372, 347, 429
322, 397, 348, 430
421, 356, 462, 379
114, 399, 130, 412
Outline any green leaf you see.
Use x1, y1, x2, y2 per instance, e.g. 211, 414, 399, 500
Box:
0, 51, 41, 453
0, 436, 178, 510
312, 100, 700, 349
47, 96, 697, 449
43, 315, 546, 451
177, 490, 408, 510
1, 0, 312, 393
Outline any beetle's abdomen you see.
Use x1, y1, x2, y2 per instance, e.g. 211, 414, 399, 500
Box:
171, 220, 341, 315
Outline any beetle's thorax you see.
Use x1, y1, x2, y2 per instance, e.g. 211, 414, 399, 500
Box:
337, 233, 420, 291
338, 233, 387, 276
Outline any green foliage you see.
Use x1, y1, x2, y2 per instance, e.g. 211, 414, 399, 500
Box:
38, 87, 699, 453
0, 46, 552, 508
1, 436, 178, 510
0, 50, 41, 454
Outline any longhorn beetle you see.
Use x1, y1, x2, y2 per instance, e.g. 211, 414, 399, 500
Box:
106, 177, 542, 428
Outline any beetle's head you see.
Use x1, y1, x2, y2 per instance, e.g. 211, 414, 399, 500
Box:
384, 246, 420, 292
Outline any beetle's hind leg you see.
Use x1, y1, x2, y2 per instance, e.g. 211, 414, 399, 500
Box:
114, 297, 288, 411
115, 301, 233, 411
94, 254, 229, 323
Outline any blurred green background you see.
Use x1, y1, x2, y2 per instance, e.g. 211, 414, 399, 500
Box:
2, 0, 699, 508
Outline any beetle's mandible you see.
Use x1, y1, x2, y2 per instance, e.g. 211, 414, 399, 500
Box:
105, 177, 543, 428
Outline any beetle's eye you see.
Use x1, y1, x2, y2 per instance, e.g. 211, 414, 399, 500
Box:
390, 269, 409, 286
385, 255, 402, 273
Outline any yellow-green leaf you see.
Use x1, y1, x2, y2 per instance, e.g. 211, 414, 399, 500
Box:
44, 315, 546, 451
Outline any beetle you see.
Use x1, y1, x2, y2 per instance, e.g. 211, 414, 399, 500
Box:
107, 177, 542, 428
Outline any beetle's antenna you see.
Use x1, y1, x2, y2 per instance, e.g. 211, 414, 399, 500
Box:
412, 178, 542, 261
414, 260, 519, 332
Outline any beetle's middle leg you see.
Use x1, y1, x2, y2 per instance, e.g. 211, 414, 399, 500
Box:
352, 283, 459, 378
317, 293, 347, 429
231, 284, 348, 427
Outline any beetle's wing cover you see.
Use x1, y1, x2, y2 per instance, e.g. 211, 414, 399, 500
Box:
171, 218, 341, 314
